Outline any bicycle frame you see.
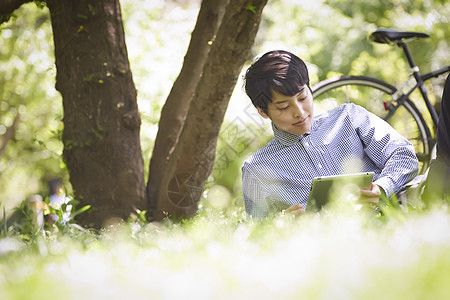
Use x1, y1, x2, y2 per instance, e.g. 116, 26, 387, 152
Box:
396, 40, 450, 127
312, 29, 448, 172
420, 65, 450, 125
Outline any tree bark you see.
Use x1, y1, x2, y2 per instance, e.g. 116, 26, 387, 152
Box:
148, 0, 268, 221
47, 0, 146, 228
0, 0, 32, 24
146, 0, 229, 218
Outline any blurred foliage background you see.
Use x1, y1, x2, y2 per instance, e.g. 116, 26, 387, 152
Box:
0, 0, 448, 214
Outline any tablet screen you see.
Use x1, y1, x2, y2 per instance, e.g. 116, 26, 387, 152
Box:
306, 172, 374, 212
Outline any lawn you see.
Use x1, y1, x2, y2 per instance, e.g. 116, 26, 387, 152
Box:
1, 203, 449, 300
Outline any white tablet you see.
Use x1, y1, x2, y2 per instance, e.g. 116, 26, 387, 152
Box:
306, 172, 374, 212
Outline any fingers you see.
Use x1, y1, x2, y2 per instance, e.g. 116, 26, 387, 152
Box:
360, 183, 381, 197
284, 204, 305, 217
359, 183, 381, 205
360, 183, 378, 195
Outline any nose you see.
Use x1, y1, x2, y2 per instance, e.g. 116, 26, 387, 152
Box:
293, 102, 304, 118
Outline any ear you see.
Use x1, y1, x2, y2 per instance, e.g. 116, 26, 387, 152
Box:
257, 107, 270, 119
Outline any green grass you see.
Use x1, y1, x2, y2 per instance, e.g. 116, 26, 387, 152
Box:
1, 203, 449, 300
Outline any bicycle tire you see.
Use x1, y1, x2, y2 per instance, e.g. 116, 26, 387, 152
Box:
311, 76, 432, 173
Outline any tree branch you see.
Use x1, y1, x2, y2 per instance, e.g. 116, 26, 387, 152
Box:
148, 0, 268, 220
0, 0, 33, 24
0, 113, 20, 157
147, 0, 229, 214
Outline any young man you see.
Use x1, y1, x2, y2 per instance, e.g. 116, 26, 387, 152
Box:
242, 50, 419, 218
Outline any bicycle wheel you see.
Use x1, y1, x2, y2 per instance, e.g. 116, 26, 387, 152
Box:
312, 76, 432, 173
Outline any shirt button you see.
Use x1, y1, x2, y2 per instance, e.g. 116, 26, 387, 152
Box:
318, 164, 322, 168
304, 142, 309, 147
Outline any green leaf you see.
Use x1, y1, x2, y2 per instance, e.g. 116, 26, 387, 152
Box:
70, 205, 91, 218
33, 1, 46, 9
88, 4, 96, 15
246, 5, 256, 14
83, 74, 95, 81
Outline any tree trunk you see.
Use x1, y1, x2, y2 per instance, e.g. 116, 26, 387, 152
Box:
47, 0, 146, 228
146, 0, 229, 219
148, 0, 268, 221
0, 0, 32, 24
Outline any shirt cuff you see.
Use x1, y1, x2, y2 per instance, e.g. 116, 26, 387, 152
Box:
373, 176, 395, 198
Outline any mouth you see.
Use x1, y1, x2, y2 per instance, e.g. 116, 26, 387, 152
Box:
292, 116, 308, 126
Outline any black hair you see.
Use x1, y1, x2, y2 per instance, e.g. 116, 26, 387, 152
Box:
244, 50, 310, 114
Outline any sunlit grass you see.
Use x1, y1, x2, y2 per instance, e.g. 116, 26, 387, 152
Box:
1, 203, 449, 300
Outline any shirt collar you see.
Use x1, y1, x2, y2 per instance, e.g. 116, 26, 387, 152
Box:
272, 119, 318, 146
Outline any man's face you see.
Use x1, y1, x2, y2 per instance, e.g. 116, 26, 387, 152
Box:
258, 85, 314, 135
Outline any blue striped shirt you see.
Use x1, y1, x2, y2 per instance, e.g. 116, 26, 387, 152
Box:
242, 103, 419, 218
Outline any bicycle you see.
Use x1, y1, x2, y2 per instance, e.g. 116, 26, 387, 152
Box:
311, 29, 450, 174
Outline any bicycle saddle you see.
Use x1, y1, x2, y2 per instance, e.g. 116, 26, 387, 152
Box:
369, 29, 429, 44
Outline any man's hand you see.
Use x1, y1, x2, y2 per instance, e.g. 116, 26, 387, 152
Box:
284, 203, 305, 217
359, 183, 381, 205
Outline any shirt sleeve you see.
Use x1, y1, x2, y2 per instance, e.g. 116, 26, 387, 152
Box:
349, 104, 419, 196
241, 162, 272, 218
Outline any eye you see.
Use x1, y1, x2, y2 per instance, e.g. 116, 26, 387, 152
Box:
298, 94, 307, 101
298, 89, 309, 101
279, 106, 289, 111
